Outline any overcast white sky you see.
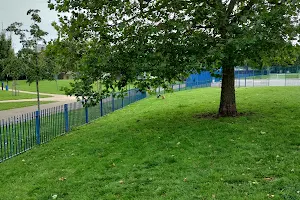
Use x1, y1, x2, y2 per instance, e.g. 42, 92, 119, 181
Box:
0, 0, 58, 52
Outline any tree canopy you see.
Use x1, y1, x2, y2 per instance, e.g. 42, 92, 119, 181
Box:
48, 0, 300, 116
0, 33, 14, 81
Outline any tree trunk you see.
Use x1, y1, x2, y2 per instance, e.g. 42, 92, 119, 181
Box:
218, 66, 237, 117
36, 80, 41, 114
13, 80, 16, 96
55, 78, 59, 91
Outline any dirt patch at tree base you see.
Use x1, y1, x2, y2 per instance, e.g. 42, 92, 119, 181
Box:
193, 112, 254, 119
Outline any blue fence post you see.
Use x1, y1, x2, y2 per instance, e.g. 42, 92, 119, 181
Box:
128, 86, 131, 103
253, 70, 255, 87
85, 107, 88, 123
142, 91, 146, 99
285, 70, 287, 86
64, 104, 69, 133
112, 95, 115, 112
100, 99, 103, 117
239, 73, 241, 87
35, 111, 40, 145
129, 90, 131, 104
5, 85, 8, 91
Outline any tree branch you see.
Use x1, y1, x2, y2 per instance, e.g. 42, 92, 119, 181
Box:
230, 0, 256, 24
227, 0, 238, 15
192, 24, 214, 29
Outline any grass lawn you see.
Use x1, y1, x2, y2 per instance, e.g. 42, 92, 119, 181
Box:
0, 87, 299, 199
7, 80, 73, 95
7, 80, 136, 95
0, 101, 56, 111
0, 90, 50, 101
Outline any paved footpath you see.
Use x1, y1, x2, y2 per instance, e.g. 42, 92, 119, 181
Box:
0, 90, 77, 120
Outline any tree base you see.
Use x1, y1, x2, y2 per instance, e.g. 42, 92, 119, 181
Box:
218, 103, 237, 117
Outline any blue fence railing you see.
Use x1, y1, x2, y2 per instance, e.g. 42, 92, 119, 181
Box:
0, 81, 212, 163
0, 89, 147, 163
2, 66, 300, 163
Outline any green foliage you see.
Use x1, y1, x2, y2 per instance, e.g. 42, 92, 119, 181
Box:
2, 54, 24, 81
0, 87, 300, 199
0, 33, 14, 80
48, 0, 300, 107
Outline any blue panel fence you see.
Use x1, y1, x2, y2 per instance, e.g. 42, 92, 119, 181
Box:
186, 71, 212, 88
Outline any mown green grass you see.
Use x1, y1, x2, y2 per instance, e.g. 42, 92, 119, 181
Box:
0, 90, 50, 101
7, 80, 73, 95
8, 80, 135, 95
0, 87, 299, 199
0, 101, 55, 111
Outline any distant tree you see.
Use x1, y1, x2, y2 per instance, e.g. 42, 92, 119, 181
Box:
7, 9, 52, 113
49, 0, 300, 116
0, 33, 14, 85
44, 38, 81, 90
1, 53, 24, 95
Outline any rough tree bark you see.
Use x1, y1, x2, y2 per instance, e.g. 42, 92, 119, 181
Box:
218, 66, 237, 117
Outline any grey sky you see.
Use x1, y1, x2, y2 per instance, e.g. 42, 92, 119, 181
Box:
0, 0, 58, 52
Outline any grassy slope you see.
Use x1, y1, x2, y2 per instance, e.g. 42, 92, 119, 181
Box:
0, 90, 50, 101
0, 101, 55, 111
0, 87, 299, 199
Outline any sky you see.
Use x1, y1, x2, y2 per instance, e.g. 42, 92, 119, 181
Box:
0, 0, 58, 52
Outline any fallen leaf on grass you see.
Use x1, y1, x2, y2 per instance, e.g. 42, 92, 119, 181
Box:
263, 177, 274, 181
59, 177, 66, 181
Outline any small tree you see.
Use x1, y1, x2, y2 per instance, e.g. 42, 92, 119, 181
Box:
2, 54, 24, 95
0, 32, 14, 88
7, 9, 51, 113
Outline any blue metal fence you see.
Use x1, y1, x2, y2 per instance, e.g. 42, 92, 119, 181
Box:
0, 89, 148, 163
0, 79, 214, 163
0, 81, 210, 163
1, 67, 300, 163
